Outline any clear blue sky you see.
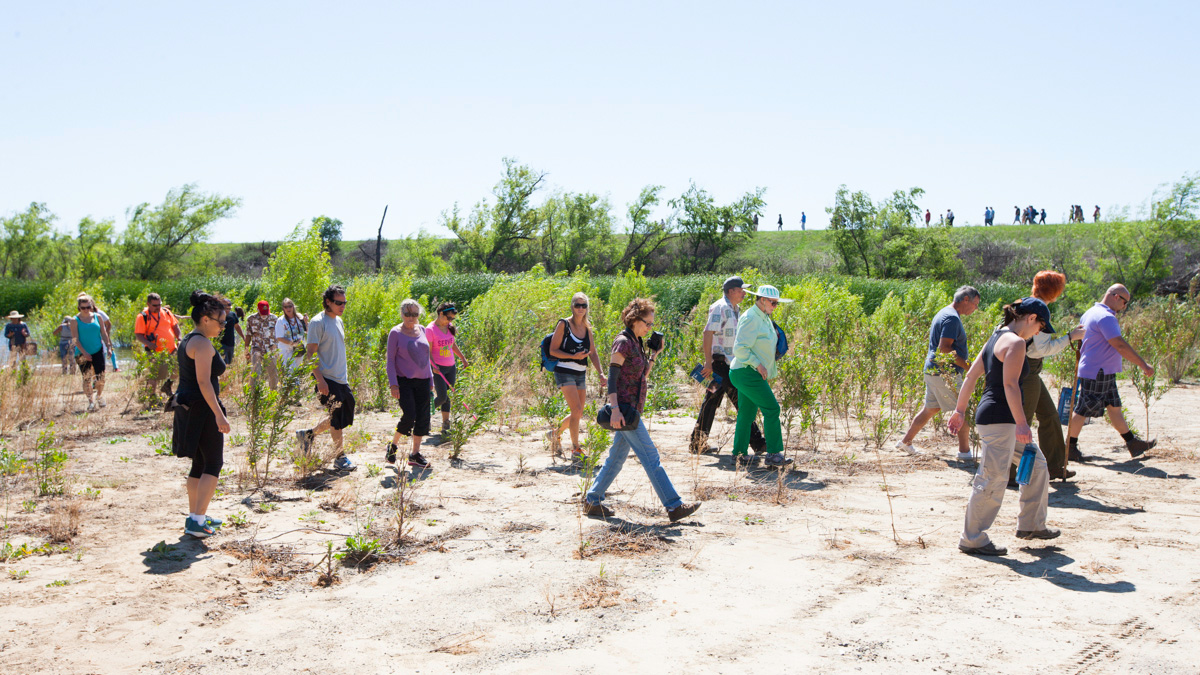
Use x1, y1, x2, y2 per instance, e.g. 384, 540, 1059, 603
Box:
3, 1, 1197, 242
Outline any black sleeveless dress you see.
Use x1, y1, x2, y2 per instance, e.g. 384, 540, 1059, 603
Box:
172, 332, 227, 458
975, 328, 1029, 426
554, 318, 590, 374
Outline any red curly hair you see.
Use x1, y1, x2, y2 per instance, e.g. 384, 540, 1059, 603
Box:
1031, 271, 1066, 302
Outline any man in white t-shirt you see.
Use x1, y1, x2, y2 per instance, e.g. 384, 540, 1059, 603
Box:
689, 276, 766, 455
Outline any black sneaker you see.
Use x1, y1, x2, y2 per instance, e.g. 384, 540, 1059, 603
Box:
385, 443, 398, 464
667, 502, 701, 522
1068, 448, 1084, 463
407, 452, 430, 469
763, 453, 793, 468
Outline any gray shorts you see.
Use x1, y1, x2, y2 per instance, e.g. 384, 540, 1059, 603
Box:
554, 370, 587, 389
923, 372, 962, 411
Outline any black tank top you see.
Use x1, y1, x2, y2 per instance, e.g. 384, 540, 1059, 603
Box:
176, 332, 226, 401
975, 328, 1028, 425
554, 319, 590, 373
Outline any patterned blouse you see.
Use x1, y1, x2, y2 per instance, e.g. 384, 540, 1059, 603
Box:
246, 312, 278, 354
611, 330, 649, 414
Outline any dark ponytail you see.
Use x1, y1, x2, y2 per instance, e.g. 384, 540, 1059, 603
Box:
190, 290, 225, 324
1001, 299, 1036, 327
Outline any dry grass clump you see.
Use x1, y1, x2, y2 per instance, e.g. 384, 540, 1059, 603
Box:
577, 522, 671, 559
319, 481, 358, 512
574, 576, 624, 609
500, 521, 544, 533
431, 632, 487, 655
217, 538, 304, 580
1080, 560, 1124, 575
48, 500, 83, 543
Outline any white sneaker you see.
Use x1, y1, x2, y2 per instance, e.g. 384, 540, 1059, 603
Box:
86, 401, 96, 412
895, 440, 922, 455
98, 396, 106, 408
956, 450, 974, 460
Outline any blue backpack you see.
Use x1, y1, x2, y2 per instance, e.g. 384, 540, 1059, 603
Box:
773, 321, 789, 360
539, 319, 567, 372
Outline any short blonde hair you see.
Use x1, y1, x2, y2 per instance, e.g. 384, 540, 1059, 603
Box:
400, 298, 423, 317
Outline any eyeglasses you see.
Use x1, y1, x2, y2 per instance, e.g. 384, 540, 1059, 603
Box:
331, 299, 346, 306
639, 318, 655, 328
573, 303, 588, 309
1115, 295, 1130, 305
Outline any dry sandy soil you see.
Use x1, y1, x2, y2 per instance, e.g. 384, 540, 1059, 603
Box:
1, 373, 1197, 674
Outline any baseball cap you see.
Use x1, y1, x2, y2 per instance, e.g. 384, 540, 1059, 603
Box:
722, 276, 745, 292
1016, 297, 1054, 333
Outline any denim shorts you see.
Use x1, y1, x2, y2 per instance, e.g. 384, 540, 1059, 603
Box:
554, 370, 587, 389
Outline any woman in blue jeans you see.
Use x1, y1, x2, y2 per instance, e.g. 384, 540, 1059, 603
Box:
583, 298, 701, 523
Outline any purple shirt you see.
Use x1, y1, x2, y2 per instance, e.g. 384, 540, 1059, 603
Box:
1078, 302, 1123, 379
386, 324, 432, 381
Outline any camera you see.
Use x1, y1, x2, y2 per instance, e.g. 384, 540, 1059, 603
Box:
646, 330, 664, 352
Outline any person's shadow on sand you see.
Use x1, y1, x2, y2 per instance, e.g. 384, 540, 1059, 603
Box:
140, 537, 213, 574
980, 545, 1135, 593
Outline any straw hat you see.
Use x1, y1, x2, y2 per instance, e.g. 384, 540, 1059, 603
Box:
6, 311, 24, 319
744, 285, 794, 303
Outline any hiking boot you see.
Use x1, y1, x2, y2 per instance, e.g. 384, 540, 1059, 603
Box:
407, 452, 430, 469
441, 422, 451, 436
185, 518, 215, 539
763, 453, 793, 468
333, 455, 356, 471
1068, 448, 1084, 463
385, 443, 398, 464
688, 430, 707, 455
583, 501, 615, 518
1126, 437, 1155, 458
959, 541, 1007, 556
1048, 467, 1076, 481
161, 379, 174, 396
570, 448, 585, 464
733, 454, 755, 468
895, 440, 922, 456
751, 443, 768, 456
1016, 527, 1061, 540
667, 502, 701, 522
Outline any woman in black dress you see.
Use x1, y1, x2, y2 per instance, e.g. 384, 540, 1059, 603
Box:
173, 291, 231, 539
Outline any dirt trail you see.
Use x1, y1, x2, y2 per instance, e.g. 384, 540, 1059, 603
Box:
1, 378, 1197, 673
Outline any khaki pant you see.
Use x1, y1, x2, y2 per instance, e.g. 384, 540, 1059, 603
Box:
961, 423, 1049, 549
251, 351, 278, 390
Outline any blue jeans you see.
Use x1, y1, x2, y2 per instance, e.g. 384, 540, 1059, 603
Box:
585, 420, 683, 510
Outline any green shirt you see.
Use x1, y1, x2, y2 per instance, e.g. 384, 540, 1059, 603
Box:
731, 304, 778, 380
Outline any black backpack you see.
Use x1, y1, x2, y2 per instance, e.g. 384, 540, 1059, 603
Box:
539, 319, 567, 372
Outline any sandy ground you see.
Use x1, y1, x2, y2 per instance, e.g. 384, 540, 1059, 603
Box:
1, 374, 1198, 674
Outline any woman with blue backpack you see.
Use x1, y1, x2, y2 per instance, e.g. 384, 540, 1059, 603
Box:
545, 292, 607, 462
729, 285, 794, 469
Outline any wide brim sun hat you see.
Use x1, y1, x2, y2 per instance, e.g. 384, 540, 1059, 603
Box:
745, 285, 793, 303
6, 311, 24, 319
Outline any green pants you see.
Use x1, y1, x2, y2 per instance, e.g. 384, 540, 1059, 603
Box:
728, 367, 784, 456
1009, 365, 1067, 480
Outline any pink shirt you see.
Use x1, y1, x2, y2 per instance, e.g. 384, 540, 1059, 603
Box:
426, 321, 456, 367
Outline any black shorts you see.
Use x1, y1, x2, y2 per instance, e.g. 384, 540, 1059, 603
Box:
1074, 370, 1121, 418
79, 350, 106, 376
317, 380, 356, 430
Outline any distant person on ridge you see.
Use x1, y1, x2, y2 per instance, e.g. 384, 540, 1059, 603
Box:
1014, 206, 1021, 224
1039, 208, 1047, 224
946, 209, 955, 226
1093, 205, 1100, 222
925, 209, 931, 226
777, 214, 783, 231
801, 212, 806, 230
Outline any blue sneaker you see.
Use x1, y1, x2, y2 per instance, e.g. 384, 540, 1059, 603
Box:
205, 515, 223, 529
333, 455, 356, 471
185, 518, 215, 538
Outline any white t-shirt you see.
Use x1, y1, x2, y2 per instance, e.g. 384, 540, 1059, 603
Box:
275, 314, 306, 365
704, 297, 740, 359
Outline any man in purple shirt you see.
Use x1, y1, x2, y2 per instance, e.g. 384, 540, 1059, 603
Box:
1068, 284, 1156, 459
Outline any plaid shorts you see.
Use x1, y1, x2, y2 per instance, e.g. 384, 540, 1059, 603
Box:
1073, 370, 1121, 418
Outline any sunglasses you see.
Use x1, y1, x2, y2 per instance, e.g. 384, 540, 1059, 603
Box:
331, 299, 346, 306
283, 305, 294, 309
573, 303, 588, 309
762, 299, 779, 307
149, 303, 162, 309
402, 311, 420, 317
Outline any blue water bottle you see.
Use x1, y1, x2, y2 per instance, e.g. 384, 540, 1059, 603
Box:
1015, 443, 1037, 485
